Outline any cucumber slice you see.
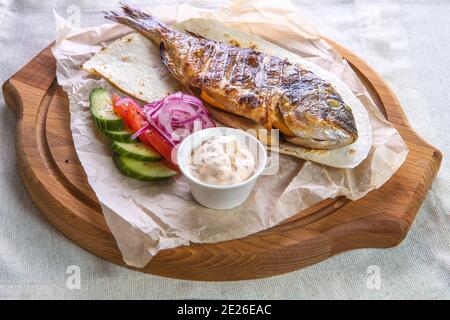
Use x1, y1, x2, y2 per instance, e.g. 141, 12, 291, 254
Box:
114, 154, 176, 181
103, 129, 136, 143
112, 141, 161, 161
90, 87, 123, 131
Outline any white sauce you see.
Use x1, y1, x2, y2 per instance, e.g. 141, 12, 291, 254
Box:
188, 135, 256, 186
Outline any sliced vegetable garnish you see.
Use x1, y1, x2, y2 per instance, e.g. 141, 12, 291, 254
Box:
140, 92, 215, 145
111, 141, 161, 162
113, 154, 177, 181
89, 89, 176, 181
90, 87, 123, 131
113, 92, 215, 168
103, 129, 137, 143
114, 99, 177, 169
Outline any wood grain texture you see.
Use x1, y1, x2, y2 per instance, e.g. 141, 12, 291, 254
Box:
2, 40, 442, 281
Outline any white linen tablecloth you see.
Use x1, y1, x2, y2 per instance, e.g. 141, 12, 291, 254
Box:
0, 0, 448, 299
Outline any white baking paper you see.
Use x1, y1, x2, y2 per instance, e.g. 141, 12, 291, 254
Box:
52, 0, 409, 267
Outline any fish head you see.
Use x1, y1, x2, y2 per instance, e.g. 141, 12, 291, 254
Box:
280, 84, 358, 149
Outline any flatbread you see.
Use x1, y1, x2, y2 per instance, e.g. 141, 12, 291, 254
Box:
82, 32, 183, 102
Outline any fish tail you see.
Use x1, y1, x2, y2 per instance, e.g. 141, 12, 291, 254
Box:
104, 1, 167, 43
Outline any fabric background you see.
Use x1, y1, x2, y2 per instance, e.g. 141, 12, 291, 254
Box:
0, 0, 448, 299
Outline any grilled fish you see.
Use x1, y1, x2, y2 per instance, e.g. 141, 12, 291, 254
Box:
105, 2, 358, 149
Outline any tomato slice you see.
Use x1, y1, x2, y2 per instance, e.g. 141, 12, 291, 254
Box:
113, 99, 178, 171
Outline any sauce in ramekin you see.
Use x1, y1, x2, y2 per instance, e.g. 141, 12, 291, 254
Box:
188, 135, 256, 186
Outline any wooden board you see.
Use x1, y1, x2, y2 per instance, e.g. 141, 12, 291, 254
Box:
2, 39, 442, 281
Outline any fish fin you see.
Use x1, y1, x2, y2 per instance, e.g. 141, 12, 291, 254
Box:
104, 1, 166, 43
159, 42, 181, 79
185, 29, 207, 40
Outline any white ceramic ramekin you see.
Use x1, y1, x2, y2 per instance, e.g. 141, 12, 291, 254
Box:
177, 127, 267, 210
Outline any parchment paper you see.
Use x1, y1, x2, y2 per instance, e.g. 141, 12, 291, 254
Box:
52, 0, 409, 268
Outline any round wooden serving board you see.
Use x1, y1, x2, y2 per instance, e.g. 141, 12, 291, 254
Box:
3, 39, 442, 281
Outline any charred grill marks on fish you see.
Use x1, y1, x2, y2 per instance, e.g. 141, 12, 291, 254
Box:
105, 2, 358, 149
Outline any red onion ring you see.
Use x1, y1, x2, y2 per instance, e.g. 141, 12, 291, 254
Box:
120, 92, 215, 146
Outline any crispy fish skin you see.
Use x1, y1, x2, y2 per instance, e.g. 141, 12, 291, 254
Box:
105, 2, 358, 149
